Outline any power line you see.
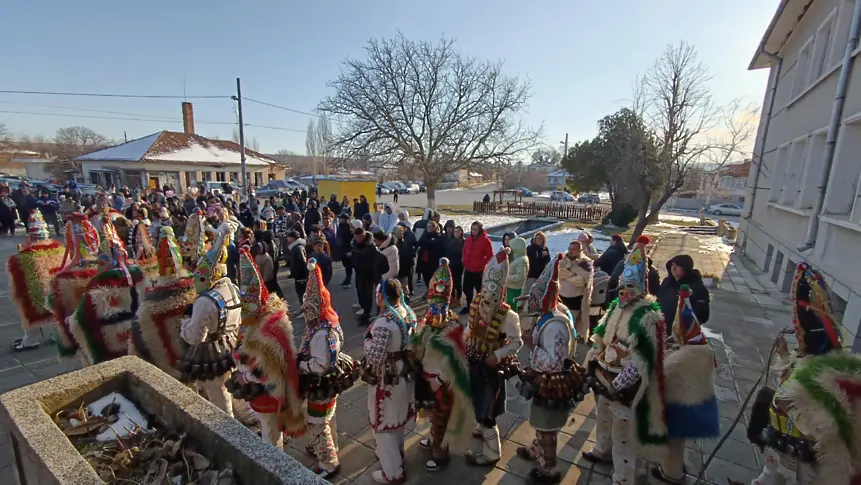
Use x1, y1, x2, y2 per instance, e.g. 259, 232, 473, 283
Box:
0, 89, 228, 99
243, 97, 321, 118
0, 100, 190, 120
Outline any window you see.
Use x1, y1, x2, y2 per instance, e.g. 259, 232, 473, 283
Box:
831, 1, 855, 67
780, 137, 809, 206
823, 116, 861, 215
769, 144, 791, 202
798, 130, 827, 209
811, 12, 836, 80
792, 38, 814, 97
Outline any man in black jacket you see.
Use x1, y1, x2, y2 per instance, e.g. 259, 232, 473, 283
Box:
395, 222, 417, 296
285, 230, 309, 310
303, 200, 322, 236
594, 234, 628, 274
335, 214, 355, 288
351, 227, 388, 326
655, 254, 710, 335
354, 195, 370, 220
238, 202, 255, 229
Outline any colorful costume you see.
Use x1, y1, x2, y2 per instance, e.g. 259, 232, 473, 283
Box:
295, 257, 359, 478
129, 226, 197, 379
87, 193, 131, 243
505, 237, 529, 310
515, 253, 588, 483
70, 215, 146, 366
412, 258, 474, 472
744, 262, 861, 485
7, 210, 65, 351
181, 208, 207, 270
179, 225, 241, 416
127, 218, 159, 286
49, 213, 101, 358
464, 247, 523, 467
362, 279, 418, 484
584, 236, 667, 485
653, 284, 719, 484
226, 248, 305, 451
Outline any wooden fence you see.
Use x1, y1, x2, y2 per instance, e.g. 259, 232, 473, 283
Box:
473, 201, 608, 222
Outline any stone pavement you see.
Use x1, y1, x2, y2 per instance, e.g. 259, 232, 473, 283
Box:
0, 230, 795, 484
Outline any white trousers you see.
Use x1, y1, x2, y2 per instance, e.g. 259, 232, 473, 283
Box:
258, 412, 284, 449
19, 327, 42, 347
375, 427, 406, 480
199, 375, 233, 417
751, 449, 816, 485
593, 396, 636, 485
659, 439, 686, 481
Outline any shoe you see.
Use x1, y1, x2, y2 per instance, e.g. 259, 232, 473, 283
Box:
313, 464, 341, 480
372, 470, 405, 484
516, 446, 535, 461
342, 283, 352, 289
528, 468, 562, 484
352, 303, 361, 309
418, 437, 432, 450
424, 454, 449, 472
356, 309, 365, 316
650, 464, 685, 484
459, 307, 469, 316
581, 450, 612, 463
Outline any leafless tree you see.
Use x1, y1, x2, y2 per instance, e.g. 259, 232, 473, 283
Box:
318, 33, 541, 208
305, 116, 334, 177
531, 148, 561, 166
0, 122, 9, 147
701, 99, 759, 206
629, 41, 719, 241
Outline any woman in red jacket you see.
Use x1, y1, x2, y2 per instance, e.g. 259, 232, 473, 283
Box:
459, 221, 494, 315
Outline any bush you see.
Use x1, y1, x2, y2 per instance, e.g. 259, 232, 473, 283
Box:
606, 203, 638, 227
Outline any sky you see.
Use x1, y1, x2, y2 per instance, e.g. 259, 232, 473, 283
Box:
1, 0, 778, 156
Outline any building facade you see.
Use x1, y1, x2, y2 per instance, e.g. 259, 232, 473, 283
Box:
740, 0, 861, 346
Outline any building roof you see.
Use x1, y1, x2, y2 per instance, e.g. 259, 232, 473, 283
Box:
749, 0, 815, 69
75, 131, 274, 167
714, 161, 752, 177
547, 169, 571, 177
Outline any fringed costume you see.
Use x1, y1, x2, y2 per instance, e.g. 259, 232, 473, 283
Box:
179, 225, 241, 416
464, 248, 522, 467
7, 210, 65, 351
515, 253, 588, 483
129, 226, 197, 379
128, 218, 159, 286
583, 236, 668, 485
48, 213, 101, 359
411, 258, 474, 472
70, 215, 146, 366
653, 284, 719, 484
181, 208, 206, 270
362, 279, 418, 484
743, 262, 861, 485
226, 248, 305, 453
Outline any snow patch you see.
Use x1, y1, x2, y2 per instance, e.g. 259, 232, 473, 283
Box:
148, 139, 270, 166
697, 235, 735, 254
87, 392, 150, 442
658, 213, 702, 224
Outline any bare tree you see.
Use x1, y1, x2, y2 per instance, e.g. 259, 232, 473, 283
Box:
531, 148, 561, 166
0, 122, 9, 147
318, 33, 541, 208
701, 99, 759, 206
51, 126, 110, 179
629, 41, 719, 241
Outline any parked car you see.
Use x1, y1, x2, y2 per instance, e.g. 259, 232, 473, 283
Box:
376, 183, 392, 195
401, 181, 420, 194
388, 181, 408, 194
515, 186, 534, 197
707, 203, 743, 216
76, 183, 100, 196
418, 182, 426, 193
578, 194, 600, 204
550, 190, 575, 202
283, 179, 308, 192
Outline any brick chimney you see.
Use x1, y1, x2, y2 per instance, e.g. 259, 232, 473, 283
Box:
181, 102, 195, 135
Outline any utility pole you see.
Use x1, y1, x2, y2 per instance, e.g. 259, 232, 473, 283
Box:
232, 78, 248, 200
560, 133, 568, 160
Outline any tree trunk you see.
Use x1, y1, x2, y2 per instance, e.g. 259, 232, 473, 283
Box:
426, 182, 437, 210
628, 191, 653, 244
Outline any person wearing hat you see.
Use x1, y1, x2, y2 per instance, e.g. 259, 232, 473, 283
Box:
577, 231, 600, 260
7, 209, 65, 351
362, 212, 382, 234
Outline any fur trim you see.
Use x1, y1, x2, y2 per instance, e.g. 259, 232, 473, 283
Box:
131, 277, 196, 378
50, 265, 99, 355
7, 240, 64, 329
664, 345, 717, 405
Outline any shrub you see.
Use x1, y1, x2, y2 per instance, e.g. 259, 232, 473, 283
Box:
608, 203, 638, 227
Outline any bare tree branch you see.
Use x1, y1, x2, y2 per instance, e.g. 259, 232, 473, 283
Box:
701, 99, 759, 206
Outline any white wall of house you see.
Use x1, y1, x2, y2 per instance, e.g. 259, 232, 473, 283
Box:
80, 161, 267, 192
11, 157, 53, 180
740, 0, 861, 347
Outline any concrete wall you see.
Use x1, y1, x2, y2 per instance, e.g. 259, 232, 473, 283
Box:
740, 0, 861, 347
80, 161, 267, 193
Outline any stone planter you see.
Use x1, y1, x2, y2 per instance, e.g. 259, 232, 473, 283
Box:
0, 356, 327, 485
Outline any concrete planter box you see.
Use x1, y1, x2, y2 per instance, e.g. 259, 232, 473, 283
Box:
702, 276, 718, 288
0, 356, 327, 485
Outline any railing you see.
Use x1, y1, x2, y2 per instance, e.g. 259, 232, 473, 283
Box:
473, 200, 608, 222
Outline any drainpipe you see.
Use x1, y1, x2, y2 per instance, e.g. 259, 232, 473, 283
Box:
799, 0, 861, 252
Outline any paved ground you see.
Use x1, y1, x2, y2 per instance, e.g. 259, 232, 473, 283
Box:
0, 229, 789, 484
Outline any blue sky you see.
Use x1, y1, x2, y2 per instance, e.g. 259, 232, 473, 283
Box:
1, 0, 777, 155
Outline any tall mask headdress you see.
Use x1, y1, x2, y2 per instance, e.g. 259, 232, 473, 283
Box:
182, 209, 206, 265
424, 257, 453, 327
673, 284, 707, 346
60, 212, 100, 271
525, 253, 562, 315
96, 215, 133, 284
157, 226, 187, 282
791, 262, 841, 356
617, 235, 650, 308
129, 220, 155, 260
303, 258, 338, 325
193, 224, 229, 294
95, 192, 111, 214
27, 209, 50, 242
481, 247, 511, 309
238, 247, 269, 316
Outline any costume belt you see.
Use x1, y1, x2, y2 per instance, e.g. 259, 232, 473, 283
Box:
467, 348, 521, 380
517, 363, 589, 410
297, 353, 360, 400
360, 350, 420, 386
584, 360, 640, 406
178, 288, 240, 383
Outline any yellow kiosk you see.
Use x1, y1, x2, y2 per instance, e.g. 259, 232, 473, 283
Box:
317, 178, 378, 210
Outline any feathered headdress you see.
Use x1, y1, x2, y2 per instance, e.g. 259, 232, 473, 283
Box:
96, 215, 133, 285
524, 252, 562, 315
60, 212, 100, 272
791, 262, 841, 356
28, 209, 50, 241
238, 247, 269, 316
618, 235, 650, 308
303, 258, 338, 325
193, 223, 229, 294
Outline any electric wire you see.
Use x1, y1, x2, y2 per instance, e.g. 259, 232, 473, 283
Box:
243, 97, 321, 118
0, 89, 228, 99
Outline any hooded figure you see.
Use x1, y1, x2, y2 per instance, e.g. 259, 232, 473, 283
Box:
506, 237, 529, 310
411, 258, 475, 472
515, 253, 588, 483
179, 224, 242, 417
740, 262, 861, 485
226, 248, 306, 452
657, 254, 710, 333
49, 213, 101, 359
397, 209, 411, 229
464, 248, 523, 467
129, 226, 197, 379
582, 236, 668, 485
413, 208, 433, 241
70, 215, 147, 366
378, 203, 399, 234
7, 210, 65, 351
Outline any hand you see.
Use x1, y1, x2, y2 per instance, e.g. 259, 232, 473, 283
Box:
485, 353, 499, 367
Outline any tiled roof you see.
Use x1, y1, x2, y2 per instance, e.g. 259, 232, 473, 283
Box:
715, 161, 751, 178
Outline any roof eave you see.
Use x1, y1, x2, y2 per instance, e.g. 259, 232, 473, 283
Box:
748, 0, 802, 70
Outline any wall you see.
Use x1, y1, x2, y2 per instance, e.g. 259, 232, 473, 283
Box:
317, 179, 378, 210
81, 161, 267, 193
740, 0, 861, 346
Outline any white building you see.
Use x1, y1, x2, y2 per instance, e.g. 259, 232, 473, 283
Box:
740, 0, 861, 346
546, 169, 570, 189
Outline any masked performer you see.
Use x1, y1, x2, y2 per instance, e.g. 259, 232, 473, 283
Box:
127, 217, 159, 286
49, 213, 101, 359
464, 247, 523, 467
515, 253, 588, 483
70, 215, 146, 366
7, 210, 65, 351
87, 193, 130, 238
412, 258, 474, 472
582, 235, 668, 485
226, 248, 305, 451
179, 225, 241, 416
294, 257, 360, 478
362, 279, 418, 484
181, 208, 207, 270
129, 226, 197, 379
741, 262, 861, 485
652, 284, 719, 484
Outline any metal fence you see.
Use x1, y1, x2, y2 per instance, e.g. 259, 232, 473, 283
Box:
473, 200, 608, 222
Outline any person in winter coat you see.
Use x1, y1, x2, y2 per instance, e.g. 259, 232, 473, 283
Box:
394, 222, 417, 296
446, 225, 466, 305
335, 214, 354, 287
397, 209, 411, 228
354, 195, 370, 220
371, 203, 383, 227
558, 240, 593, 338
361, 213, 381, 234
326, 194, 341, 216
285, 230, 309, 304
506, 237, 529, 310
259, 200, 276, 223
412, 208, 433, 284
304, 201, 322, 236
237, 202, 255, 229
524, 231, 551, 295
311, 238, 333, 287
594, 234, 628, 274
577, 231, 600, 260
378, 203, 399, 234
320, 214, 337, 253
351, 227, 387, 325
460, 221, 494, 314
416, 221, 445, 295
374, 231, 399, 281
251, 241, 283, 298
656, 254, 710, 334
607, 256, 661, 302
